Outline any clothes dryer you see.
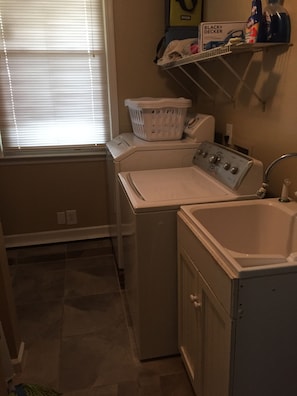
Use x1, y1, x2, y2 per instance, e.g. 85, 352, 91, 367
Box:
106, 114, 215, 269
118, 141, 263, 360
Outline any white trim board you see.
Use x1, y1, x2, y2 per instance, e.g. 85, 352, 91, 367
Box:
4, 225, 110, 248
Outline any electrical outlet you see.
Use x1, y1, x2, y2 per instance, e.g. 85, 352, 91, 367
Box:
66, 209, 77, 225
57, 211, 66, 225
225, 123, 233, 145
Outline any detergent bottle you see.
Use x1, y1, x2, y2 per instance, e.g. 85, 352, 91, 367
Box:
263, 0, 290, 42
245, 0, 263, 43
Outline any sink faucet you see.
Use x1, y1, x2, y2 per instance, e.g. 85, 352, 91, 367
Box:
256, 152, 297, 199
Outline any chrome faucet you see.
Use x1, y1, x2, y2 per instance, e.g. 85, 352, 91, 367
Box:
256, 152, 297, 199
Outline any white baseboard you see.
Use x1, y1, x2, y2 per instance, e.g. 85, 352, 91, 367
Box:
11, 341, 25, 374
4, 225, 110, 248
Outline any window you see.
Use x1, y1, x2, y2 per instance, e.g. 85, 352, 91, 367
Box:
0, 0, 118, 157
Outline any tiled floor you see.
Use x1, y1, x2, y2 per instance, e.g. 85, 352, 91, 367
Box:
7, 239, 195, 395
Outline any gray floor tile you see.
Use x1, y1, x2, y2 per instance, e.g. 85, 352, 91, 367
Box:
14, 243, 66, 264
16, 300, 63, 344
160, 372, 194, 395
64, 256, 118, 298
8, 239, 193, 396
137, 374, 162, 396
12, 262, 65, 304
117, 381, 140, 396
7, 248, 18, 265
62, 292, 125, 337
137, 356, 186, 377
59, 330, 137, 393
13, 338, 61, 391
66, 239, 112, 258
13, 300, 64, 391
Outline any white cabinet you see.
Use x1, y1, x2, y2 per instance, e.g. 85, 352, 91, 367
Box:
177, 211, 297, 396
178, 243, 231, 396
178, 251, 199, 383
198, 274, 232, 396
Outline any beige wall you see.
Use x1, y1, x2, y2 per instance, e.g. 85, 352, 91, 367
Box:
113, 0, 184, 131
1, 0, 296, 242
0, 158, 108, 236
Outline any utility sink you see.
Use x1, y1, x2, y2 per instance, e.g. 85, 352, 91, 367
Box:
181, 198, 297, 271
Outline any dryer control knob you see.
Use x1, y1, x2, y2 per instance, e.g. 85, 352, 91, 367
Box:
223, 162, 231, 170
209, 154, 221, 164
230, 166, 239, 174
208, 155, 216, 163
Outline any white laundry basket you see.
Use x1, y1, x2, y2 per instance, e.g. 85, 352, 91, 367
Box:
125, 97, 192, 141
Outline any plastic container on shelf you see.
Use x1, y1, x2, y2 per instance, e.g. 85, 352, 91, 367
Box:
263, 0, 291, 42
245, 0, 263, 44
124, 97, 192, 141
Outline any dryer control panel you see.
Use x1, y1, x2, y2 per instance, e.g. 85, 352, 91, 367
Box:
184, 113, 215, 142
193, 141, 263, 193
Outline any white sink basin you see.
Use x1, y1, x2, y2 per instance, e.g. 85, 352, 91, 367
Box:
181, 199, 297, 271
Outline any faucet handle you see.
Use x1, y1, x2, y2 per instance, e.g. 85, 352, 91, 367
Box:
256, 182, 268, 199
279, 178, 291, 202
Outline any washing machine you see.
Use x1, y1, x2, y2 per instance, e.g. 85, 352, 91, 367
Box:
118, 141, 263, 360
106, 114, 215, 269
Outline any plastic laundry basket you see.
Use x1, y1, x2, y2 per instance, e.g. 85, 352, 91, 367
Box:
125, 97, 192, 141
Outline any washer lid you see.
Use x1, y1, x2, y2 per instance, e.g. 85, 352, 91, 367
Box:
128, 167, 231, 201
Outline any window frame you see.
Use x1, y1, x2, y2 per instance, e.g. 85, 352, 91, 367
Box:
0, 0, 119, 159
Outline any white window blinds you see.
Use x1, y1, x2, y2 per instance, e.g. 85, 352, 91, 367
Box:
0, 0, 116, 157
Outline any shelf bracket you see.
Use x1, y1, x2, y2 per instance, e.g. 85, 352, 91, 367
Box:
193, 61, 235, 103
165, 69, 193, 97
218, 56, 266, 110
177, 66, 214, 100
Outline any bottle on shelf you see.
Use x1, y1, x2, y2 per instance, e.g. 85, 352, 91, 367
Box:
245, 0, 263, 44
263, 0, 291, 42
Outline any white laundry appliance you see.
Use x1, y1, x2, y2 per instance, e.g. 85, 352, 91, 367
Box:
106, 114, 215, 269
118, 141, 263, 360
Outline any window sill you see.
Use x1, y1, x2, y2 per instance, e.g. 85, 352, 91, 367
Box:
0, 147, 107, 165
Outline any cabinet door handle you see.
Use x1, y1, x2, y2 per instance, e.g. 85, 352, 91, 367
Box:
193, 301, 202, 309
190, 294, 201, 309
190, 293, 198, 302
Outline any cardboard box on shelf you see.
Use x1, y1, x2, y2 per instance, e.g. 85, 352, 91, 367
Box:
198, 21, 246, 51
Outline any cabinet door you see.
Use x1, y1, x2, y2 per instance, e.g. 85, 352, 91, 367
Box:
178, 250, 200, 386
199, 274, 232, 396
